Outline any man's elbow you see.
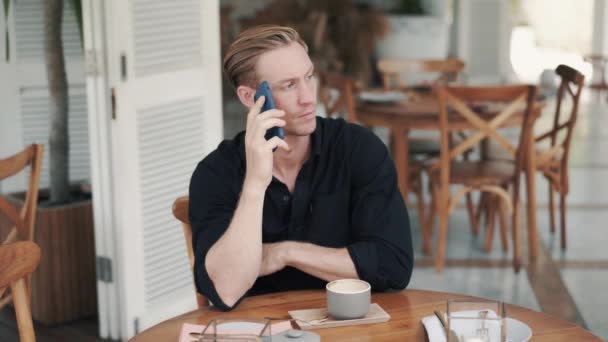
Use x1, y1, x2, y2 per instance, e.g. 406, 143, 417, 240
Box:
208, 270, 255, 310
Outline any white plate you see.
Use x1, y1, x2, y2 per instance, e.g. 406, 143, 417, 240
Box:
216, 321, 266, 331
506, 317, 532, 342
358, 90, 407, 103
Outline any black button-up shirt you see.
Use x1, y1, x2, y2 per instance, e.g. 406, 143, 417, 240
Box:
189, 117, 413, 310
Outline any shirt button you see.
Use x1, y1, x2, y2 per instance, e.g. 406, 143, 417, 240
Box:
282, 195, 290, 202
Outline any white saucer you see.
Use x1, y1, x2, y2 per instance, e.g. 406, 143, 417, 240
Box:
505, 317, 532, 342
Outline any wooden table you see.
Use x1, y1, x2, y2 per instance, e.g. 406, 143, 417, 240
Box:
357, 95, 543, 261
130, 289, 600, 341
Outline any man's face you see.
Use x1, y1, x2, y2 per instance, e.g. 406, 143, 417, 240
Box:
254, 42, 317, 136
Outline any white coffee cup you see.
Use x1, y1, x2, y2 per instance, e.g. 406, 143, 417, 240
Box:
326, 279, 371, 320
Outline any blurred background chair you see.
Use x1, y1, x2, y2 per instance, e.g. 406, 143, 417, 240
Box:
534, 64, 585, 250
375, 59, 478, 245
427, 84, 538, 272
376, 58, 466, 91
583, 55, 608, 101
0, 241, 41, 342
172, 196, 209, 308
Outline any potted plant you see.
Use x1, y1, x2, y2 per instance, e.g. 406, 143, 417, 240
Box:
238, 0, 389, 83
1, 0, 96, 324
375, 0, 451, 61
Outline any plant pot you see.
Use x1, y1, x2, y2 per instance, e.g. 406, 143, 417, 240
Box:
0, 189, 97, 324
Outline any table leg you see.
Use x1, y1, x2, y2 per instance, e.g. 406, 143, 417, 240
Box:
391, 128, 410, 205
526, 132, 538, 261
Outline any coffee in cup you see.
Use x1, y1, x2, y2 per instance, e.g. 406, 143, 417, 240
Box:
326, 279, 371, 320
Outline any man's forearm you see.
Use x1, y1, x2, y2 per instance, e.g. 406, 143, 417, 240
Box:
284, 242, 358, 281
205, 186, 264, 306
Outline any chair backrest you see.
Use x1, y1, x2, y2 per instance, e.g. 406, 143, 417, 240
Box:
432, 85, 538, 178
535, 64, 585, 192
377, 58, 465, 90
584, 54, 608, 84
0, 144, 43, 244
318, 71, 359, 123
172, 196, 208, 308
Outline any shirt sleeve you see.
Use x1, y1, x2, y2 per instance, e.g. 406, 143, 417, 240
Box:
346, 127, 414, 291
188, 157, 243, 311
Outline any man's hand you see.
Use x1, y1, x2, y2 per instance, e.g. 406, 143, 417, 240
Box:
243, 96, 290, 193
259, 242, 290, 277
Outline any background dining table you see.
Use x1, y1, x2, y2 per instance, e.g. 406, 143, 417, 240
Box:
130, 289, 600, 341
356, 91, 545, 261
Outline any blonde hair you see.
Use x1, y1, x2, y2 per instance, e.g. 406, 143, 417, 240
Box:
223, 25, 308, 89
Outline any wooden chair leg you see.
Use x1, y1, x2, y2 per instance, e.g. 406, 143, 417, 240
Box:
511, 196, 521, 273
474, 192, 487, 233
560, 192, 567, 250
483, 195, 497, 252
498, 197, 509, 252
465, 193, 478, 236
435, 191, 449, 272
424, 180, 438, 256
415, 180, 432, 255
549, 184, 556, 233
11, 278, 36, 342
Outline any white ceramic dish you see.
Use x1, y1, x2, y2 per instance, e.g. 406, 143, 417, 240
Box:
358, 90, 407, 103
505, 317, 533, 342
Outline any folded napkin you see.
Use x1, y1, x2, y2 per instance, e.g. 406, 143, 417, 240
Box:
179, 321, 293, 342
422, 310, 501, 342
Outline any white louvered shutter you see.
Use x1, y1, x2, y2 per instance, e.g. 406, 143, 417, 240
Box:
0, 0, 90, 192
107, 0, 223, 339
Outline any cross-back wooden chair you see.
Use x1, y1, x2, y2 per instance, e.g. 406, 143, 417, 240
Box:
172, 196, 208, 308
535, 64, 584, 250
426, 85, 538, 272
377, 58, 465, 90
1, 144, 44, 341
376, 58, 477, 249
0, 144, 43, 316
583, 55, 608, 101
0, 241, 41, 342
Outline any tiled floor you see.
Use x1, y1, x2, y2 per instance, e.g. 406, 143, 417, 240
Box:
410, 98, 608, 340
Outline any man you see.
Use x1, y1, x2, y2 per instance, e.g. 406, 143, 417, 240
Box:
189, 25, 413, 311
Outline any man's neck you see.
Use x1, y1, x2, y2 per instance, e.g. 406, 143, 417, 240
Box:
272, 134, 312, 187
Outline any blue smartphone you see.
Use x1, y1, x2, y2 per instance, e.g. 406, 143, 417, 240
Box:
254, 81, 285, 141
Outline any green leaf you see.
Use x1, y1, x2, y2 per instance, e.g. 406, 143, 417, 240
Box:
69, 0, 83, 48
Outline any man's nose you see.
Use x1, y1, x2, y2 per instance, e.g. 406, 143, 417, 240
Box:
298, 80, 315, 104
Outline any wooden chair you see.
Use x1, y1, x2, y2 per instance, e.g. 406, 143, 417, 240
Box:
0, 241, 41, 342
376, 59, 478, 247
377, 58, 465, 90
376, 58, 468, 158
318, 71, 359, 123
584, 55, 608, 100
535, 64, 585, 250
426, 84, 538, 272
172, 196, 208, 308
0, 144, 43, 313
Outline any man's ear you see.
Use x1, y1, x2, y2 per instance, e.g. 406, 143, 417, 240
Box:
236, 85, 256, 109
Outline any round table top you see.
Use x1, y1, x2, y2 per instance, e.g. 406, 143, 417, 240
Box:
130, 289, 600, 341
